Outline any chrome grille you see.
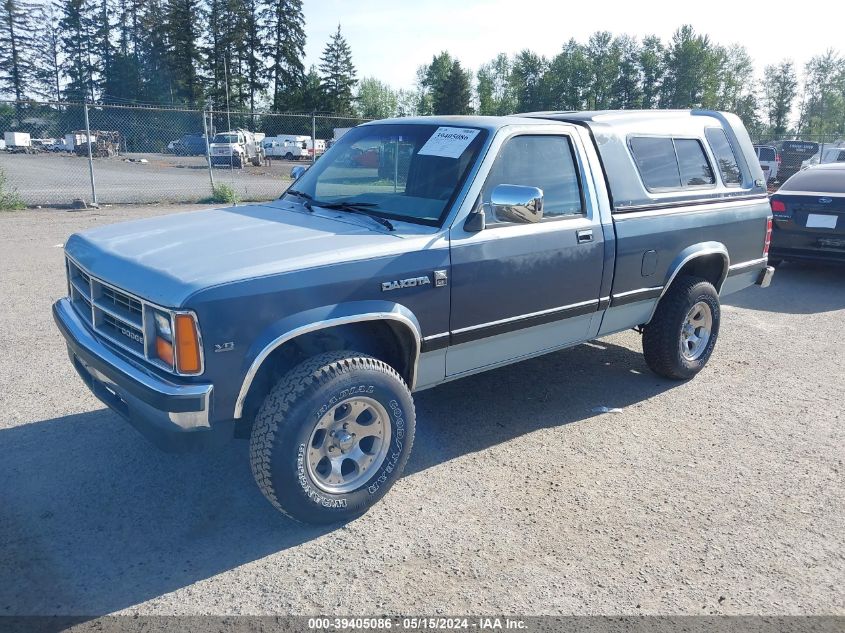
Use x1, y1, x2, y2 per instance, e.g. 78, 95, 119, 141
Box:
64, 255, 203, 375
66, 256, 151, 363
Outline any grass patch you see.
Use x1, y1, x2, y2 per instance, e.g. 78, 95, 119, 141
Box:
201, 183, 240, 204
0, 169, 25, 211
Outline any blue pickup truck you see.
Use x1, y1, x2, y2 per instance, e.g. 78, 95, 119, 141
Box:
54, 110, 774, 523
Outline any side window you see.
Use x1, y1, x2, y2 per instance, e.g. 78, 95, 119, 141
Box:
705, 128, 743, 187
675, 139, 715, 186
629, 137, 681, 189
482, 135, 584, 223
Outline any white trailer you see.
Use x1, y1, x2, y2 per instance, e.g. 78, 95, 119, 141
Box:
4, 131, 31, 147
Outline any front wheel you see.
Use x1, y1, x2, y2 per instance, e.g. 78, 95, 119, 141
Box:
249, 351, 416, 524
642, 275, 721, 380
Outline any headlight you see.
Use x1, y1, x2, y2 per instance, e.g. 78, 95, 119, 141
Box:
150, 309, 202, 375
152, 310, 175, 367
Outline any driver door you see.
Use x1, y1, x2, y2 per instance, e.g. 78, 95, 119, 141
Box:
446, 132, 605, 376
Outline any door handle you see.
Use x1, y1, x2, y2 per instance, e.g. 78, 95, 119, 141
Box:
576, 229, 594, 244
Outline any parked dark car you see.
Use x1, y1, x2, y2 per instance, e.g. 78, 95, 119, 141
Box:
775, 140, 820, 182
769, 163, 845, 264
172, 133, 208, 156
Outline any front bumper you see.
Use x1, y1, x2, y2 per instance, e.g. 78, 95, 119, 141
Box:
53, 298, 225, 452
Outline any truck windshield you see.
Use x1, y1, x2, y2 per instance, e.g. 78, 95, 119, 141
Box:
213, 134, 239, 144
286, 123, 488, 226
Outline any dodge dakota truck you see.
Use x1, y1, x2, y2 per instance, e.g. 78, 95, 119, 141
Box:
54, 110, 774, 523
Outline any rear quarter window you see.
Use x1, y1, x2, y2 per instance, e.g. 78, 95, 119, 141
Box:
705, 128, 743, 187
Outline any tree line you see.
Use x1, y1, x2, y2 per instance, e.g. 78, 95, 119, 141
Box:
387, 27, 844, 138
1, 2, 844, 138
0, 0, 358, 116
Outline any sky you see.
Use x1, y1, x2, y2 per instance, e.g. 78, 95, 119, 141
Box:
302, 0, 841, 90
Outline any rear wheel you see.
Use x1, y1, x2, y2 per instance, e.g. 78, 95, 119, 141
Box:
249, 351, 416, 524
284, 152, 294, 161
642, 275, 721, 380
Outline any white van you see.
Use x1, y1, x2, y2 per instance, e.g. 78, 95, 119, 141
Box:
263, 135, 326, 160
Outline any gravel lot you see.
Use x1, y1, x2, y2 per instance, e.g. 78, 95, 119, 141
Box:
0, 153, 297, 206
0, 205, 843, 616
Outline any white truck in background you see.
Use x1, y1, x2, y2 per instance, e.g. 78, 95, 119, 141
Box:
4, 131, 31, 149
262, 135, 325, 160
209, 129, 265, 168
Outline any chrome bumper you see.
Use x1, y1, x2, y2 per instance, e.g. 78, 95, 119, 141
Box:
53, 298, 217, 451
757, 265, 775, 288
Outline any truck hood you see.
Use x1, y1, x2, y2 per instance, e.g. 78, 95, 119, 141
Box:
65, 200, 411, 307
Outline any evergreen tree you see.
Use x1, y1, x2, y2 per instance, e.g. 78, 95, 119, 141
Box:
416, 52, 452, 115
34, 1, 63, 101
163, 0, 204, 104
262, 0, 305, 111
205, 0, 242, 108
0, 0, 35, 113
60, 0, 97, 101
239, 0, 264, 112
319, 24, 357, 114
434, 60, 471, 115
109, 0, 144, 101
92, 0, 114, 100
137, 0, 171, 103
763, 60, 797, 136
295, 65, 323, 111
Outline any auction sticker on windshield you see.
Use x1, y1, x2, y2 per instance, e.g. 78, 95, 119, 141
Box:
418, 127, 481, 158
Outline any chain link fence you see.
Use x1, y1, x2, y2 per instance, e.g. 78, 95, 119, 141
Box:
3, 99, 844, 209
750, 133, 845, 190
0, 100, 371, 208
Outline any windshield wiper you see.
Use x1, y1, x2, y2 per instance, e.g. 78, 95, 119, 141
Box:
316, 201, 395, 231
285, 189, 314, 211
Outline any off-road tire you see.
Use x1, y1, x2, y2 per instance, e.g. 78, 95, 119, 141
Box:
249, 351, 415, 524
642, 275, 721, 380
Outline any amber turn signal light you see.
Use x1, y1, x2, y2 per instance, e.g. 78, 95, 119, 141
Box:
175, 313, 202, 374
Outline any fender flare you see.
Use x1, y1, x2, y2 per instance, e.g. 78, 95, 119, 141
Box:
233, 301, 422, 419
646, 242, 730, 323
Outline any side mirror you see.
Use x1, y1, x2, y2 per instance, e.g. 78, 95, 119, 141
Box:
290, 165, 308, 180
490, 184, 544, 224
